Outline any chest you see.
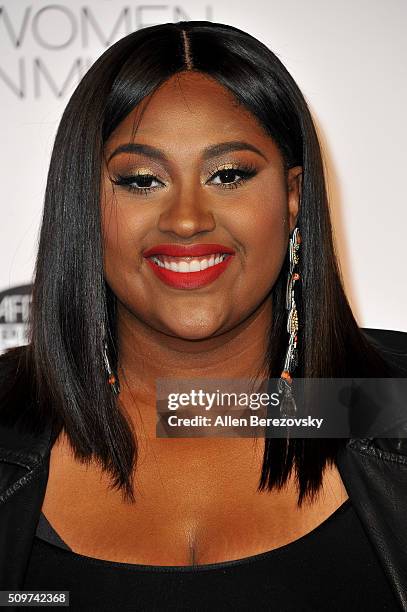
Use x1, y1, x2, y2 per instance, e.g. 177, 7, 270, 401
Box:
40, 435, 349, 566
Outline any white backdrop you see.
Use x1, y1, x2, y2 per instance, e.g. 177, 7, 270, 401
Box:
1, 0, 406, 353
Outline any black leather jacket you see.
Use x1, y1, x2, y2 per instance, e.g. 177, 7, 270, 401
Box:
0, 328, 407, 610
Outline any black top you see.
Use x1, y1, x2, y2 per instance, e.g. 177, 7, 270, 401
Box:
22, 499, 400, 611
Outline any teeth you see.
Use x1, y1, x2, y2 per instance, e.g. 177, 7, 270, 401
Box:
178, 261, 189, 272
150, 253, 229, 273
189, 260, 201, 272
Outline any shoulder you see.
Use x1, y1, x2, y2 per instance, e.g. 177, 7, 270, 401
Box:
0, 345, 31, 417
361, 327, 407, 352
361, 327, 407, 374
0, 345, 23, 383
353, 327, 407, 457
0, 345, 52, 458
0, 345, 29, 418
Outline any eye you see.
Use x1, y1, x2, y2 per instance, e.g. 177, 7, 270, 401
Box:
110, 162, 258, 196
111, 172, 164, 196
207, 163, 258, 190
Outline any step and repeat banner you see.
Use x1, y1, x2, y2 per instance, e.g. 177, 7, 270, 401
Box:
1, 0, 406, 353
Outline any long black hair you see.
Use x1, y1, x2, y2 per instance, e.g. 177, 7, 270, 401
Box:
0, 20, 401, 505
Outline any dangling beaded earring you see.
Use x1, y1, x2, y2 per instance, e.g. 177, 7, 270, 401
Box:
278, 226, 301, 418
103, 340, 121, 396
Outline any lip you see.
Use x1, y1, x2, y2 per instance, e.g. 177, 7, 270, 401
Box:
143, 243, 235, 290
143, 243, 235, 258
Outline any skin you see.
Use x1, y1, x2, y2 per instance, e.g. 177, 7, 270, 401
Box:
41, 71, 349, 565
101, 71, 301, 408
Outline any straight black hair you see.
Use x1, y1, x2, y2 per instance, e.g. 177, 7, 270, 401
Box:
0, 21, 402, 506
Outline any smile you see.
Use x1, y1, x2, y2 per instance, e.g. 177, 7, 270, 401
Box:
143, 243, 235, 290
149, 253, 229, 273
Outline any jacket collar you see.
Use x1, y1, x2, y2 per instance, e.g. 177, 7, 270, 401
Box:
0, 419, 406, 609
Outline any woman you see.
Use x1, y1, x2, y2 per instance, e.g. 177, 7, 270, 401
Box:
0, 19, 406, 611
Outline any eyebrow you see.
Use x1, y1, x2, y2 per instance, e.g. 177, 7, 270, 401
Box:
106, 140, 268, 164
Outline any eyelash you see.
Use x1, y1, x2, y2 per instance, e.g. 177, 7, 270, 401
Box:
111, 162, 258, 196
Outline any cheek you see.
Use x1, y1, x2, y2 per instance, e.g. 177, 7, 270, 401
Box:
101, 190, 150, 282
227, 186, 288, 293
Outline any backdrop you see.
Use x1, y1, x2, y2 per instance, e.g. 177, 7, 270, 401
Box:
1, 0, 406, 353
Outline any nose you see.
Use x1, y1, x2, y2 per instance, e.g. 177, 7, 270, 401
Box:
157, 184, 216, 239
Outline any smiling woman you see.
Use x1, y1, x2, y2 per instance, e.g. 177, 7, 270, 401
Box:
101, 71, 301, 338
0, 19, 406, 612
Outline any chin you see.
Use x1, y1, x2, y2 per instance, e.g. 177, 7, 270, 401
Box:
158, 312, 227, 341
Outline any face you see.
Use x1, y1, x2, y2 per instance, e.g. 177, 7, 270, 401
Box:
101, 71, 302, 341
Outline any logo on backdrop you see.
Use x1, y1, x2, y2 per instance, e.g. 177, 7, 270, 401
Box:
0, 3, 214, 99
0, 284, 32, 354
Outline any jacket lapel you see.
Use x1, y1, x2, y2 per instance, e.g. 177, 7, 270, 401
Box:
337, 438, 407, 611
0, 420, 52, 589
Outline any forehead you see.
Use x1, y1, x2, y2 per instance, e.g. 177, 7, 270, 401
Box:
105, 71, 277, 155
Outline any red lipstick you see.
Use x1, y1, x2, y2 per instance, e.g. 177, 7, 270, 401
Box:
143, 243, 235, 290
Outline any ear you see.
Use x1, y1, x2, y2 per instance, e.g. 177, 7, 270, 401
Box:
287, 166, 302, 233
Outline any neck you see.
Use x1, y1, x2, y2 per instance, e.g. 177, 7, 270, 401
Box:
116, 297, 272, 399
